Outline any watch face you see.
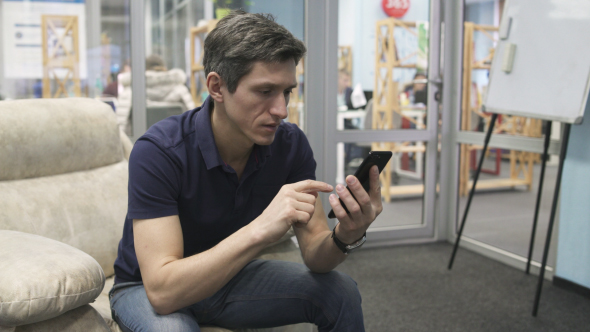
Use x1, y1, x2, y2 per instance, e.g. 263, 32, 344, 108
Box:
345, 234, 367, 252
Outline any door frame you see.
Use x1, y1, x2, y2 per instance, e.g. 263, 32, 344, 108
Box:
304, 0, 443, 246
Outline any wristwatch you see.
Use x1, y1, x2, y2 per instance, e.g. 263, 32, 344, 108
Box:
332, 226, 366, 255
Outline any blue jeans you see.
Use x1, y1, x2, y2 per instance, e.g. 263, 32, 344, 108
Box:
109, 259, 364, 332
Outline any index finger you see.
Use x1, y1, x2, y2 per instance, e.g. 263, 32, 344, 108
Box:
291, 179, 334, 193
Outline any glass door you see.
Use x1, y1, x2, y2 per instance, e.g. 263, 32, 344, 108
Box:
311, 0, 442, 244
439, 0, 560, 275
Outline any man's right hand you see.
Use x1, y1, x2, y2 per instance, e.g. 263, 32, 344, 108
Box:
253, 180, 333, 244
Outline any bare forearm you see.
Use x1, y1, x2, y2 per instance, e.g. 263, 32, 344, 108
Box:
300, 229, 347, 273
147, 224, 266, 314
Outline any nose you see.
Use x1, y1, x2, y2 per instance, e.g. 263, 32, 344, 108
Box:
269, 93, 289, 120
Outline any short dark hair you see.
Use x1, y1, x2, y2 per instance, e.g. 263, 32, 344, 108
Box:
203, 10, 307, 93
414, 72, 427, 79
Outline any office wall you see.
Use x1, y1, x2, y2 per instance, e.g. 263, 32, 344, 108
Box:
555, 107, 590, 289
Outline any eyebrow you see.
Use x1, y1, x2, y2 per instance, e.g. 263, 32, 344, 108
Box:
254, 82, 298, 90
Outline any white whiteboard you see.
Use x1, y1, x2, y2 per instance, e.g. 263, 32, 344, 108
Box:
484, 0, 590, 124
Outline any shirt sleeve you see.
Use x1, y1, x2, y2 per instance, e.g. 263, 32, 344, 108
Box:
286, 126, 317, 184
127, 138, 182, 219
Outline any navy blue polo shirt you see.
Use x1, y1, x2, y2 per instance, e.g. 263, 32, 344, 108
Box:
113, 97, 316, 284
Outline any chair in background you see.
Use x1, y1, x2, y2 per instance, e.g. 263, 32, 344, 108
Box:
125, 101, 186, 135
146, 102, 185, 129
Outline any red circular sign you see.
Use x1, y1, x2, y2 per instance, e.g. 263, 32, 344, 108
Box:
382, 0, 410, 18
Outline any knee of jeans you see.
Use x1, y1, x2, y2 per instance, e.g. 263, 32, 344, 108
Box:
114, 310, 200, 332
151, 313, 200, 331
327, 271, 362, 305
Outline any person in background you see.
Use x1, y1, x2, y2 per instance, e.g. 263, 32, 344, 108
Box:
102, 64, 121, 98
338, 69, 358, 130
404, 71, 428, 105
116, 55, 196, 135
337, 69, 354, 110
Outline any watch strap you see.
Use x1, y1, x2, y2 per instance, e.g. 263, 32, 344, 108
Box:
331, 226, 366, 254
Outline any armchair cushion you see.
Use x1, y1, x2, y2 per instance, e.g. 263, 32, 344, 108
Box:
0, 231, 105, 326
0, 98, 123, 181
0, 161, 128, 277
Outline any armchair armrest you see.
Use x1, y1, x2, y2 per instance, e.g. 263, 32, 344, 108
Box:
0, 231, 105, 327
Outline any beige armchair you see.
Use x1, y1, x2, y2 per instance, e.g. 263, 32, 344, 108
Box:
0, 98, 314, 332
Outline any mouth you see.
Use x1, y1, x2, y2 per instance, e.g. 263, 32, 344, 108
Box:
262, 123, 280, 132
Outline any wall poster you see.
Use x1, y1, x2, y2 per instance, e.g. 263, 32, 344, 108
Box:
2, 0, 87, 79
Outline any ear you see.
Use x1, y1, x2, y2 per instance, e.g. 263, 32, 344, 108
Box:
206, 72, 224, 103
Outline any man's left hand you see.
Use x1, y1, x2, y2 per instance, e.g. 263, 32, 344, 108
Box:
328, 165, 383, 244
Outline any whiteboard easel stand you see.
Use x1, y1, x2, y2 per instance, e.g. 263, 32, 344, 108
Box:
531, 122, 570, 316
448, 112, 573, 317
448, 113, 498, 271
525, 121, 551, 276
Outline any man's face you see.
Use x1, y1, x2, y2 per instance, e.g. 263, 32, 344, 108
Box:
221, 60, 297, 146
338, 73, 351, 93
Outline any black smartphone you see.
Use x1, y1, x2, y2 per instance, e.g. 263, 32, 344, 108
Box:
328, 151, 393, 219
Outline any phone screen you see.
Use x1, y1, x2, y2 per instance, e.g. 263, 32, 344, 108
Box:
328, 151, 392, 219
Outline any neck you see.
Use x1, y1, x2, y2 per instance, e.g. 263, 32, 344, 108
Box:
210, 101, 254, 166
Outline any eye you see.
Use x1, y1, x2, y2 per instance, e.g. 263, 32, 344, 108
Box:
284, 89, 293, 95
261, 90, 271, 95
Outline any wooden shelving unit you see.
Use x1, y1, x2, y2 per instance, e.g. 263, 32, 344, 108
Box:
41, 15, 80, 98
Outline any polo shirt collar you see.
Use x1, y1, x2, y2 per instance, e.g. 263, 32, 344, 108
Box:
195, 96, 273, 170
196, 97, 223, 170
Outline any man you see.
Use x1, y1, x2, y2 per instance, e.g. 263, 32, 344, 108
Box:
110, 11, 383, 332
404, 72, 428, 106
337, 69, 353, 110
